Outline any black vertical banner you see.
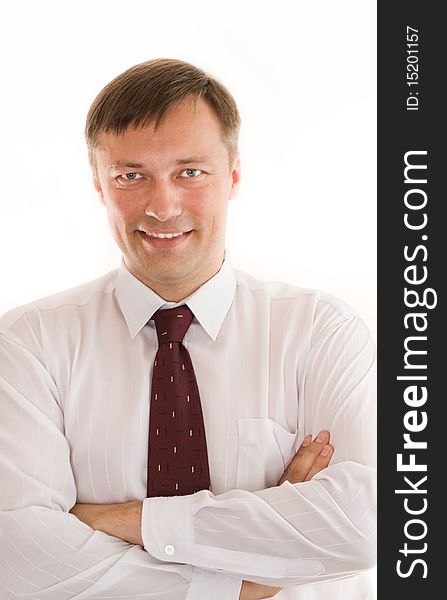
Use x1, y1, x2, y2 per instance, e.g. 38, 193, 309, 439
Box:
378, 1, 443, 597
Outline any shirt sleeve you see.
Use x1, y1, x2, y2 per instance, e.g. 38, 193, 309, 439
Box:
0, 327, 242, 600
141, 310, 376, 587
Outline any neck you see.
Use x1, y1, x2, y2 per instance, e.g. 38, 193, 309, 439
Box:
127, 257, 225, 302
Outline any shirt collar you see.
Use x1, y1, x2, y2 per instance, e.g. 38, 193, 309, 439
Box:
115, 255, 236, 341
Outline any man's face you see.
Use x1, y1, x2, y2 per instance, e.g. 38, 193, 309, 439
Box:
92, 97, 240, 300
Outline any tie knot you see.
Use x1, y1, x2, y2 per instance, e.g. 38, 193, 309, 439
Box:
152, 305, 194, 344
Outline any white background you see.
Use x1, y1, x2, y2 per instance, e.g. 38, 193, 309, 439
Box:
0, 0, 376, 334
0, 0, 376, 591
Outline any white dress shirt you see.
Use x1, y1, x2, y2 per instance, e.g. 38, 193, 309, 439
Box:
0, 258, 376, 600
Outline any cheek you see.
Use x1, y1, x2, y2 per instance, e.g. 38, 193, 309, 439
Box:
105, 191, 142, 223
185, 184, 228, 225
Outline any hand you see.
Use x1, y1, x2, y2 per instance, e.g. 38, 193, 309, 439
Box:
277, 429, 333, 486
70, 500, 143, 546
239, 580, 282, 599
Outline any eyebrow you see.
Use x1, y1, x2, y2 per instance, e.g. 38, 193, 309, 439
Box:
174, 157, 212, 166
111, 161, 145, 169
110, 157, 214, 170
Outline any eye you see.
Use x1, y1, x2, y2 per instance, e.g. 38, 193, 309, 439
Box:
118, 172, 143, 182
180, 168, 203, 178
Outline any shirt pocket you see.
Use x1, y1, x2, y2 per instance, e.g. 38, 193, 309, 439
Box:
236, 418, 300, 491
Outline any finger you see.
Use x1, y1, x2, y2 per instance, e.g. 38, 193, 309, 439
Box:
277, 430, 331, 485
305, 444, 334, 480
277, 435, 312, 485
285, 430, 330, 482
301, 433, 312, 448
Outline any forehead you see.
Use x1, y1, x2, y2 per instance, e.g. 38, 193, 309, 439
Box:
94, 98, 228, 164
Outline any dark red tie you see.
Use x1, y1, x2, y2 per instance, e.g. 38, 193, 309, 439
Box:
147, 305, 211, 497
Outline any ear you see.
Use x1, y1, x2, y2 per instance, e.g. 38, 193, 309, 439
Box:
92, 172, 105, 205
229, 155, 241, 200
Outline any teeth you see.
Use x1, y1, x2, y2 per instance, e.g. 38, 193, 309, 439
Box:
145, 231, 185, 239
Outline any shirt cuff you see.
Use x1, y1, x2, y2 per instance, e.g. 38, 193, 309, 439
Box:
142, 496, 242, 599
142, 495, 193, 562
186, 568, 242, 600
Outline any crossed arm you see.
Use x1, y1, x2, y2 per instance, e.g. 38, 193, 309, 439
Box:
1, 312, 376, 598
70, 431, 334, 600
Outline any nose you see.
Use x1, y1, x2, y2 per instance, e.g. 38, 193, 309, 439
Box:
144, 180, 182, 222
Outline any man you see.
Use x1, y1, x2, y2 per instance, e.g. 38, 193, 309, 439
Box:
0, 59, 376, 599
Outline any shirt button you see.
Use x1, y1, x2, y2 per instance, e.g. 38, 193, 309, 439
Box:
164, 544, 175, 556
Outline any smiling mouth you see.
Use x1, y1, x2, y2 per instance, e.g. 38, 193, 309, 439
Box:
143, 230, 189, 239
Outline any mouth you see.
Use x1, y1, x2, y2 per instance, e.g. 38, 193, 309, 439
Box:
143, 230, 189, 239
138, 229, 193, 248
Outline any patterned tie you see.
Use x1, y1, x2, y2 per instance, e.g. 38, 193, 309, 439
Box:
147, 305, 211, 497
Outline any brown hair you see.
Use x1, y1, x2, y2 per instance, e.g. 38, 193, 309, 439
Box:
85, 58, 241, 165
